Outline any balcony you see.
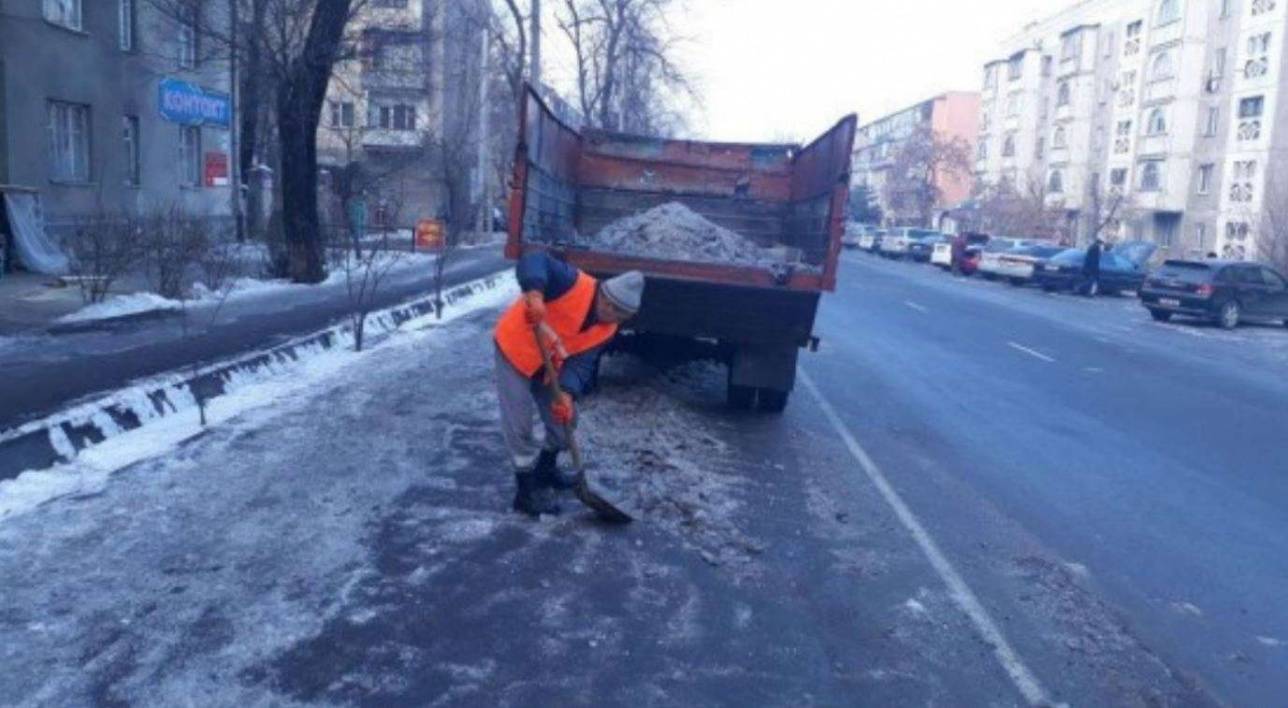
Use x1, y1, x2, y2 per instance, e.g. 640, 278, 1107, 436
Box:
362, 127, 427, 150
1142, 78, 1176, 103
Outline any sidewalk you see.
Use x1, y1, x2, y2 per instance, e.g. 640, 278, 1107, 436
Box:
0, 271, 157, 335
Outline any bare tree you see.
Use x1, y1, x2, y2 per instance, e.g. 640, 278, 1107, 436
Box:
965, 175, 1060, 240
555, 0, 692, 134
883, 126, 973, 228
1083, 173, 1135, 247
145, 0, 369, 284
1255, 177, 1288, 270
63, 213, 141, 305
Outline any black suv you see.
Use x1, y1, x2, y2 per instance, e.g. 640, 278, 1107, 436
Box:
1139, 260, 1288, 329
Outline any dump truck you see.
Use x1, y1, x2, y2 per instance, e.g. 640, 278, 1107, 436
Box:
505, 86, 856, 412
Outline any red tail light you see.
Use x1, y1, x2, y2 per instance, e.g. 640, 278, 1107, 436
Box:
1195, 284, 1215, 298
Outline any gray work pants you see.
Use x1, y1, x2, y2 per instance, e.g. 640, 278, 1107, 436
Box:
495, 346, 572, 472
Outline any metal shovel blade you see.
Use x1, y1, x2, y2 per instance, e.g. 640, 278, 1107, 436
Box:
574, 470, 633, 524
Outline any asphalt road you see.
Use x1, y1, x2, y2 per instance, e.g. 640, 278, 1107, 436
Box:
0, 247, 510, 430
2, 250, 1284, 706
801, 251, 1288, 705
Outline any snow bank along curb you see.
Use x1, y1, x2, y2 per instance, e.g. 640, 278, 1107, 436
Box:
0, 271, 512, 484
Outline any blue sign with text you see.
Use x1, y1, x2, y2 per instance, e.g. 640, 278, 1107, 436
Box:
158, 78, 231, 128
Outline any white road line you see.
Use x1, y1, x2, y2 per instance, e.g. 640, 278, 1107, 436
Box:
1007, 342, 1056, 363
799, 370, 1055, 707
904, 300, 929, 313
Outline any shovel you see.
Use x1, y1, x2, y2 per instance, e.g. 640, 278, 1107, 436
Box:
533, 325, 633, 524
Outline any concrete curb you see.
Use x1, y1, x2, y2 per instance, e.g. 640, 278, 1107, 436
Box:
0, 272, 509, 483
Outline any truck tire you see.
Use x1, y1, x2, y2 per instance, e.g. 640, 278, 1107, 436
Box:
758, 388, 790, 413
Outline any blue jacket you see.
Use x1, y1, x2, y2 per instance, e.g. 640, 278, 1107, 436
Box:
515, 252, 605, 399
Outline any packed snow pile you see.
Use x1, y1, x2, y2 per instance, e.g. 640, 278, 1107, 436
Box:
56, 292, 182, 324
580, 202, 807, 268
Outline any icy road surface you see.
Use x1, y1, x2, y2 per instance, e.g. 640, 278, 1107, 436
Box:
1, 283, 1219, 706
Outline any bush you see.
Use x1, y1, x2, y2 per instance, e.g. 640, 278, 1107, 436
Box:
64, 213, 140, 304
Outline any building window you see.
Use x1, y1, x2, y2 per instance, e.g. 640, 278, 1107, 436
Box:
1146, 108, 1167, 135
1110, 168, 1129, 188
1053, 126, 1068, 149
1140, 161, 1163, 191
984, 65, 998, 90
123, 116, 140, 186
373, 0, 409, 6
1204, 105, 1220, 136
368, 100, 417, 131
1156, 0, 1181, 26
1245, 32, 1271, 79
1230, 160, 1257, 202
47, 101, 91, 183
1008, 55, 1024, 81
1061, 32, 1081, 62
119, 0, 135, 50
330, 101, 355, 128
977, 141, 989, 160
1048, 170, 1064, 193
1251, 0, 1277, 16
1002, 133, 1016, 157
1124, 21, 1143, 56
1114, 120, 1133, 153
1006, 93, 1020, 117
1057, 81, 1071, 106
1197, 163, 1213, 194
178, 8, 199, 68
180, 126, 202, 187
43, 0, 82, 30
1195, 223, 1208, 252
1035, 137, 1045, 158
1238, 95, 1264, 140
1118, 71, 1137, 106
1220, 0, 1231, 17
1151, 50, 1175, 81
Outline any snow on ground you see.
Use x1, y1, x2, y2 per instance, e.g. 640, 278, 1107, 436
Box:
56, 292, 182, 323
0, 279, 785, 706
53, 253, 440, 324
0, 273, 516, 521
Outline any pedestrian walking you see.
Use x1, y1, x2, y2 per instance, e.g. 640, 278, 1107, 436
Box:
1082, 238, 1103, 297
493, 251, 644, 517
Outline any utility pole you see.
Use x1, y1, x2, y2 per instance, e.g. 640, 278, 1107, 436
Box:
529, 0, 541, 87
229, 0, 245, 242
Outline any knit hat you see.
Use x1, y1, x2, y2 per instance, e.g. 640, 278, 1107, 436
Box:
601, 271, 645, 315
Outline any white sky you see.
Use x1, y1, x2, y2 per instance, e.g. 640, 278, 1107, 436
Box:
542, 0, 1073, 142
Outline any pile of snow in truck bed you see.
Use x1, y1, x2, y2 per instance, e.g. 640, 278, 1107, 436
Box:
579, 202, 807, 268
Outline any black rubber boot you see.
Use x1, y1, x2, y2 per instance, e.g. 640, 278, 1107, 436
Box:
533, 449, 578, 491
512, 472, 561, 517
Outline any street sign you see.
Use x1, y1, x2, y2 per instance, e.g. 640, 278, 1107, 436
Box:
158, 78, 231, 128
416, 219, 445, 251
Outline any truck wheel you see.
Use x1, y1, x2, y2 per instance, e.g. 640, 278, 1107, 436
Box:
758, 388, 790, 413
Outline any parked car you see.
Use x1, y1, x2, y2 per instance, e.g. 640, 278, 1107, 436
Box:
978, 244, 1067, 285
976, 238, 1036, 279
879, 227, 940, 259
858, 230, 879, 251
843, 222, 876, 249
1139, 260, 1288, 329
1032, 241, 1156, 295
908, 234, 947, 262
931, 232, 989, 270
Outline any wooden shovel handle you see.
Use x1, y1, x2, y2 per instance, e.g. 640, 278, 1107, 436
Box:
532, 325, 584, 472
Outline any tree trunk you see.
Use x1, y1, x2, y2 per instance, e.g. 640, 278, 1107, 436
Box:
274, 0, 355, 284
238, 0, 267, 180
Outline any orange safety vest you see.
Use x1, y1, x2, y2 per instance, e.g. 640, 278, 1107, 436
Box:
495, 272, 619, 378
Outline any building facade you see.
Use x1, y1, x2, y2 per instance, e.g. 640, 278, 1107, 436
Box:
0, 0, 235, 243
316, 0, 487, 232
852, 92, 981, 227
976, 0, 1288, 259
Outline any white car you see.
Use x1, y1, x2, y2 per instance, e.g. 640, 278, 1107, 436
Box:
931, 242, 953, 268
979, 244, 1067, 284
975, 238, 1034, 279
879, 227, 939, 259
858, 232, 879, 251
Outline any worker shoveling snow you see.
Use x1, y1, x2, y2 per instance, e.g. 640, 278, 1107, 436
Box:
579, 202, 811, 269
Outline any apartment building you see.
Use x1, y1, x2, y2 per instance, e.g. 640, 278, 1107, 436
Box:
317, 0, 487, 230
0, 0, 235, 243
976, 0, 1288, 259
852, 92, 981, 227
